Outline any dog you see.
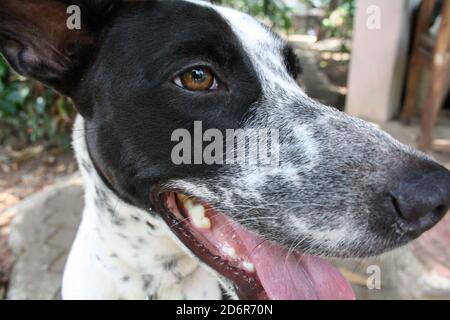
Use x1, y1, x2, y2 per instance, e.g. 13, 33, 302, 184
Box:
1, 0, 450, 300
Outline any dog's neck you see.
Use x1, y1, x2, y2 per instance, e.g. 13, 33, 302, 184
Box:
67, 115, 222, 299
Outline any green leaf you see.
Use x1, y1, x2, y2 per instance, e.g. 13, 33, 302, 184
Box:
0, 99, 17, 116
5, 85, 30, 104
0, 58, 7, 78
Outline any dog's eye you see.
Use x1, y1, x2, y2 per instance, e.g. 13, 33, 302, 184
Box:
174, 67, 219, 91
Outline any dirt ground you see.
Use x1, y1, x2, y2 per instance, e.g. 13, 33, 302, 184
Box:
0, 146, 77, 298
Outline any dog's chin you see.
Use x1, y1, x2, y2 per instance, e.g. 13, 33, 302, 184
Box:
150, 189, 355, 300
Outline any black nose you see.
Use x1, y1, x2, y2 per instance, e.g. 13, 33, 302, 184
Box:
390, 162, 450, 238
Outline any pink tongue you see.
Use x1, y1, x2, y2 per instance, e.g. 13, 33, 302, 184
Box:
232, 223, 355, 300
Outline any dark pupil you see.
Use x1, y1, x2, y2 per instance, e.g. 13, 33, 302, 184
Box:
191, 68, 205, 82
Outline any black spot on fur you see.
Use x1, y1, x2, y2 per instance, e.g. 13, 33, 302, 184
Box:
95, 187, 108, 203
122, 275, 130, 282
146, 221, 155, 230
220, 286, 231, 300
81, 159, 92, 173
173, 270, 184, 283
142, 274, 154, 291
137, 237, 145, 244
94, 198, 103, 209
106, 205, 116, 216
112, 217, 125, 226
117, 232, 128, 239
163, 258, 178, 271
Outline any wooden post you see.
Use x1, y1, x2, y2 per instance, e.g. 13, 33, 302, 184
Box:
418, 1, 450, 151
401, 0, 437, 123
346, 0, 417, 123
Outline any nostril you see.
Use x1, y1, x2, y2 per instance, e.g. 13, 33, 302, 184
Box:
390, 194, 403, 219
431, 205, 448, 220
390, 194, 449, 221
389, 192, 449, 238
390, 192, 448, 222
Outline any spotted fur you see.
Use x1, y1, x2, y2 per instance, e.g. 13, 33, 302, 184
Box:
63, 116, 223, 299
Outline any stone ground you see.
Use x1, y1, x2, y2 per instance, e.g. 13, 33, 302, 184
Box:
4, 40, 450, 300
6, 175, 83, 299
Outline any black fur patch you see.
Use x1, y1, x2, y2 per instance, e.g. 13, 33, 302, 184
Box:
73, 0, 262, 210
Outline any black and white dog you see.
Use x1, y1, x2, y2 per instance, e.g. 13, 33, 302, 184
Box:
1, 0, 450, 300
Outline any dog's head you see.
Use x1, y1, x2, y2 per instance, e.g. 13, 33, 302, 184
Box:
2, 0, 450, 300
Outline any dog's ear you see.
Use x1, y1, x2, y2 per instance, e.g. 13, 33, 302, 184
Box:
0, 0, 116, 94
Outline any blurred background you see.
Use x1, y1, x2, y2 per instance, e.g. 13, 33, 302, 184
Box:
1, 0, 450, 300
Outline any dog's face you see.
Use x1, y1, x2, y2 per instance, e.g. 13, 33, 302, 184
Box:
2, 0, 450, 300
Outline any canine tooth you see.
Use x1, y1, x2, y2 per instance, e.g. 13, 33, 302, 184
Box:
188, 204, 211, 229
198, 217, 211, 229
189, 204, 205, 218
177, 193, 195, 209
184, 199, 195, 210
223, 246, 237, 259
243, 261, 255, 272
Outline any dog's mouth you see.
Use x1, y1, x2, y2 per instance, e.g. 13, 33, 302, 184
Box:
151, 190, 355, 300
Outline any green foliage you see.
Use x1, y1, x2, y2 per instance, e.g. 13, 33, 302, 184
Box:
320, 0, 355, 40
0, 56, 75, 149
212, 0, 293, 31
301, 0, 355, 41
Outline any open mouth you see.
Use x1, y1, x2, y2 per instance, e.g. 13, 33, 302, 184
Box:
151, 190, 355, 300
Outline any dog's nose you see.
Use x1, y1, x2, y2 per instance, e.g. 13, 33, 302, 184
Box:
390, 162, 450, 238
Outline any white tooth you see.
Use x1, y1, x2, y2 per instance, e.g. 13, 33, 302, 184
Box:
176, 193, 195, 209
189, 204, 205, 219
197, 217, 211, 229
223, 246, 237, 259
188, 204, 210, 229
184, 199, 195, 210
243, 261, 255, 273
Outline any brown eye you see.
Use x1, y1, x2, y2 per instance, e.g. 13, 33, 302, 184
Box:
174, 67, 219, 91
